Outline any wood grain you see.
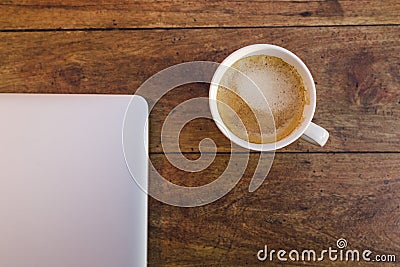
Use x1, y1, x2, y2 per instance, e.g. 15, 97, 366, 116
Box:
148, 153, 400, 266
2, 2, 399, 266
0, 0, 399, 29
1, 27, 399, 152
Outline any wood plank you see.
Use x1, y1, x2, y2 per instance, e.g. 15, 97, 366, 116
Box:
0, 27, 399, 152
148, 153, 400, 266
0, 0, 399, 29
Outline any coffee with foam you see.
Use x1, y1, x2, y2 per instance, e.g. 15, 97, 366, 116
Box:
216, 55, 306, 144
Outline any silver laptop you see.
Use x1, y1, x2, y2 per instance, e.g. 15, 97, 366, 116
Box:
0, 94, 148, 267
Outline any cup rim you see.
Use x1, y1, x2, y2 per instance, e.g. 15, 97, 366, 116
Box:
209, 44, 316, 151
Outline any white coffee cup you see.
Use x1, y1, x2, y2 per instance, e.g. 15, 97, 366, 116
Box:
209, 44, 329, 151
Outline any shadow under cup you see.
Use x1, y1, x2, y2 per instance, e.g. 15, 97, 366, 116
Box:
209, 44, 316, 152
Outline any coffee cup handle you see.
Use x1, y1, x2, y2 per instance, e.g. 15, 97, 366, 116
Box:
301, 122, 329, 147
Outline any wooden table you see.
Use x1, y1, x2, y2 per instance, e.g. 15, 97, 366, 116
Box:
1, 1, 399, 266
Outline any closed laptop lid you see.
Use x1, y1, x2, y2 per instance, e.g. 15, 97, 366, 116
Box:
0, 94, 148, 267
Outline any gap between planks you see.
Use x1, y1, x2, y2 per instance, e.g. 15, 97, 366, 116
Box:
152, 151, 400, 155
1, 23, 400, 33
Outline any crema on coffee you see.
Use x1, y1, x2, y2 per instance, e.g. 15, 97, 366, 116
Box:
216, 55, 306, 144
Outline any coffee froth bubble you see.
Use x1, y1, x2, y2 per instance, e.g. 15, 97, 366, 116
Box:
216, 55, 306, 144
